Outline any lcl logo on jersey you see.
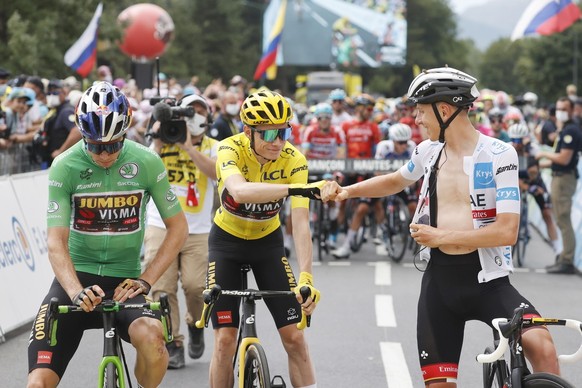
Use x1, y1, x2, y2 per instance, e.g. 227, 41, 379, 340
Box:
262, 169, 288, 181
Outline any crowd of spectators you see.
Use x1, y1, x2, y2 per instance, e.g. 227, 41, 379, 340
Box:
0, 64, 579, 180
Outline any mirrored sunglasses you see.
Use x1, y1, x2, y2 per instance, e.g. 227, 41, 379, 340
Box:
250, 126, 292, 143
84, 139, 125, 154
510, 138, 522, 144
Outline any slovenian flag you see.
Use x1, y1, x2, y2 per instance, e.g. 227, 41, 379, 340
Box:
253, 0, 287, 81
511, 0, 581, 40
64, 3, 103, 78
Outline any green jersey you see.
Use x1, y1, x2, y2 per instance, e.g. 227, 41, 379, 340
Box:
47, 140, 182, 277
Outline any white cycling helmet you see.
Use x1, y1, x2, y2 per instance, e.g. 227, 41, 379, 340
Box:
76, 81, 132, 142
389, 123, 412, 142
508, 123, 529, 139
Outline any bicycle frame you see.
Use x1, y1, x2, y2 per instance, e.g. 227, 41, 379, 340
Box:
46, 296, 172, 388
197, 265, 310, 388
512, 191, 531, 267
477, 307, 582, 388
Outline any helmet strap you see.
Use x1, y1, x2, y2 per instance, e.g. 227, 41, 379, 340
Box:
431, 103, 463, 143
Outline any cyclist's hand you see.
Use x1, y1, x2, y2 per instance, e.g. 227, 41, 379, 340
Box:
72, 285, 105, 312
113, 278, 152, 302
294, 272, 320, 315
409, 223, 442, 248
288, 180, 326, 200
320, 180, 348, 202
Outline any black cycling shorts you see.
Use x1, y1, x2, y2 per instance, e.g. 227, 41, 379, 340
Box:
28, 272, 161, 379
207, 224, 301, 329
417, 248, 540, 383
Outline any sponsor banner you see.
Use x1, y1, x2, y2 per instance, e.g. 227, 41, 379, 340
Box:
0, 171, 52, 336
307, 158, 405, 174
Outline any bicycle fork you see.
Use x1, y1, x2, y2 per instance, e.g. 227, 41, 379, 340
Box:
98, 312, 126, 388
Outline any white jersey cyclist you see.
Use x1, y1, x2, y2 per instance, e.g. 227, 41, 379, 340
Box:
401, 133, 521, 282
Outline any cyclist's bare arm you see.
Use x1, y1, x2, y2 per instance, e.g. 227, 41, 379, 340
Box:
411, 212, 519, 250
139, 212, 188, 288
224, 173, 294, 204
291, 206, 317, 314
321, 170, 414, 202
47, 227, 104, 310
291, 206, 312, 274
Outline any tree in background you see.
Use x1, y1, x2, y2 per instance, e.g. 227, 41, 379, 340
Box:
0, 0, 580, 101
0, 0, 261, 86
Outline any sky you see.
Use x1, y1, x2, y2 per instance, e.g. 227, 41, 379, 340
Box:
448, 0, 490, 14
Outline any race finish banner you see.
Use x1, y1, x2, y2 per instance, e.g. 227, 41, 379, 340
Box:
307, 158, 406, 174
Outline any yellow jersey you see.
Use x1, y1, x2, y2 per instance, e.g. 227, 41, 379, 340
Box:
214, 133, 309, 239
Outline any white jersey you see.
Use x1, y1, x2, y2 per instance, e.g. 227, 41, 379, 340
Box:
400, 133, 521, 282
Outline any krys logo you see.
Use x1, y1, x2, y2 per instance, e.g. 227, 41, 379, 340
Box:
474, 162, 495, 189
0, 217, 35, 271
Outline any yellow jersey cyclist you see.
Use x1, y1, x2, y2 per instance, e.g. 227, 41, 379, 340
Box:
208, 90, 322, 388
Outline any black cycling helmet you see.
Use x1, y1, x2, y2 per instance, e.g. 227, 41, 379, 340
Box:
407, 66, 480, 142
407, 66, 479, 108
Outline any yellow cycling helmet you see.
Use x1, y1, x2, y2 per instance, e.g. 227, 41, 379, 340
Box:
240, 90, 293, 126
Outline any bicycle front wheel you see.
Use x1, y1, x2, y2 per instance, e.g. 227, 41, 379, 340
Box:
482, 347, 508, 388
522, 372, 575, 388
104, 363, 121, 388
243, 343, 271, 388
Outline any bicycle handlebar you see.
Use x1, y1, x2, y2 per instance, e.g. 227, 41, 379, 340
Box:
556, 319, 582, 363
476, 315, 582, 364
476, 318, 509, 363
46, 294, 174, 345
195, 285, 312, 330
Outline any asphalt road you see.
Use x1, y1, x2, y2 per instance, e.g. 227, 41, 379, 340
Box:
2, 228, 582, 387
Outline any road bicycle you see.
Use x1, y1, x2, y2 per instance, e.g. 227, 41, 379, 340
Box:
196, 264, 311, 388
310, 198, 335, 261
45, 294, 173, 388
477, 307, 582, 388
512, 191, 531, 267
382, 194, 410, 262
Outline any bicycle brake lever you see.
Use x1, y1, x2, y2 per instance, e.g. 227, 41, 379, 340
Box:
296, 286, 311, 330
196, 286, 222, 329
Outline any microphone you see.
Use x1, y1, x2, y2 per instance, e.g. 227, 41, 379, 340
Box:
152, 102, 173, 122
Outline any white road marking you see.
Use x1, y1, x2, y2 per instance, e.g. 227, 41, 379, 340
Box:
380, 342, 414, 388
376, 294, 396, 327
375, 261, 392, 286
310, 9, 328, 27
328, 261, 351, 266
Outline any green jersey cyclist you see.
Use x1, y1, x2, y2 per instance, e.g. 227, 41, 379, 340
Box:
26, 81, 188, 388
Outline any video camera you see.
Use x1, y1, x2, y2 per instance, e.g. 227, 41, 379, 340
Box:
148, 97, 195, 144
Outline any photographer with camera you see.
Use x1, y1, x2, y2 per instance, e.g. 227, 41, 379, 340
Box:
144, 93, 218, 369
